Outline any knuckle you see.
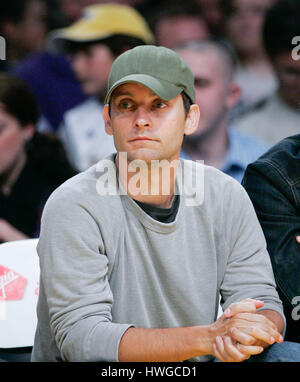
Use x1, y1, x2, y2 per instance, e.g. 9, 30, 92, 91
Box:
245, 337, 255, 346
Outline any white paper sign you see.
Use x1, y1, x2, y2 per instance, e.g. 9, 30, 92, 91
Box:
0, 239, 40, 348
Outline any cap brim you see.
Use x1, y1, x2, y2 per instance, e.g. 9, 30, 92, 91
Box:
50, 27, 112, 44
105, 74, 184, 104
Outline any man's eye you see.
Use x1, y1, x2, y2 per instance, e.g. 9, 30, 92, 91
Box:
194, 78, 209, 88
119, 100, 133, 109
154, 101, 167, 109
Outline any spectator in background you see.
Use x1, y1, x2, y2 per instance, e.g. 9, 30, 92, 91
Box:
10, 0, 88, 133
176, 40, 269, 183
10, 1, 149, 134
53, 3, 154, 171
195, 0, 225, 37
0, 0, 48, 71
139, 0, 210, 49
0, 74, 76, 243
221, 0, 277, 115
235, 0, 300, 145
58, 0, 102, 24
242, 134, 300, 343
14, 48, 87, 134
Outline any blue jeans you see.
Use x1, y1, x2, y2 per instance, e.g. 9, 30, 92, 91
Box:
213, 341, 300, 362
245, 341, 300, 362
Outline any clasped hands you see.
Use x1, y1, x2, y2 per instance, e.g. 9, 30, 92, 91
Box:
209, 298, 283, 362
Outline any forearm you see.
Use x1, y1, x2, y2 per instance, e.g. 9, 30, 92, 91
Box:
118, 325, 214, 362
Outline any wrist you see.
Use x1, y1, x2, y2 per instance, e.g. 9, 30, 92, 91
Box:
192, 325, 216, 356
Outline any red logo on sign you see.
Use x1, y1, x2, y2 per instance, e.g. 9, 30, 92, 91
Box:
0, 265, 28, 300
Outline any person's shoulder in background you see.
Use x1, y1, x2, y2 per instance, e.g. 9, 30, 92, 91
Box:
234, 93, 300, 145
14, 51, 86, 132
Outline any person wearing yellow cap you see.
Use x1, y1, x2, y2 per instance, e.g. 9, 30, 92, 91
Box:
54, 3, 154, 172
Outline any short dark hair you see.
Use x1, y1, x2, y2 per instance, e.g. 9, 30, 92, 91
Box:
176, 38, 239, 81
219, 0, 236, 18
263, 0, 300, 60
0, 74, 40, 126
181, 92, 192, 117
0, 74, 76, 183
138, 0, 204, 34
60, 35, 147, 58
0, 0, 30, 27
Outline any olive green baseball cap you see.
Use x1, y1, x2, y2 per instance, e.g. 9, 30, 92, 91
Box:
105, 45, 195, 104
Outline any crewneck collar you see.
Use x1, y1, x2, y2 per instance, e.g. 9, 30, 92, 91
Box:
112, 154, 184, 233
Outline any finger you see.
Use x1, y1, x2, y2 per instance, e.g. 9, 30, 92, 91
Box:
215, 336, 248, 362
296, 236, 300, 244
215, 336, 232, 362
236, 343, 264, 356
230, 313, 282, 341
247, 326, 278, 345
230, 327, 256, 346
222, 336, 250, 362
232, 312, 277, 328
224, 299, 264, 318
213, 343, 226, 362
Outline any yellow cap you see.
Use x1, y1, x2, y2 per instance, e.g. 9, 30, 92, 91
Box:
51, 3, 154, 44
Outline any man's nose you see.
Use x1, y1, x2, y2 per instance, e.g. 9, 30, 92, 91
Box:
134, 107, 151, 130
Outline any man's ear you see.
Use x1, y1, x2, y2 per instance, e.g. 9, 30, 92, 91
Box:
184, 104, 200, 136
103, 104, 113, 135
226, 82, 241, 109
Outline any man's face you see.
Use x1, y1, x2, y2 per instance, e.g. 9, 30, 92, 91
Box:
103, 82, 194, 164
274, 51, 300, 108
177, 49, 237, 139
155, 16, 209, 49
12, 0, 48, 54
225, 0, 274, 56
71, 44, 114, 98
0, 109, 33, 176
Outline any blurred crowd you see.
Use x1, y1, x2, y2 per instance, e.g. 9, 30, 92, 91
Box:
0, 0, 299, 243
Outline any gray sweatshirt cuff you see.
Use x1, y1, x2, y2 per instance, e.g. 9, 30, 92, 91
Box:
86, 322, 135, 362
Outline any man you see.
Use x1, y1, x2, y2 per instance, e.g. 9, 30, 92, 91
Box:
235, 0, 300, 145
0, 0, 48, 69
52, 3, 154, 171
32, 45, 300, 362
220, 0, 277, 114
242, 134, 300, 343
139, 0, 210, 49
176, 40, 269, 183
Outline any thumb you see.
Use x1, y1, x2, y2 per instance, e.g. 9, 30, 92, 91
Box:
224, 298, 264, 318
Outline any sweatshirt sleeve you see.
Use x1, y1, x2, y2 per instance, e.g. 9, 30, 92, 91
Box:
37, 186, 134, 362
219, 178, 286, 334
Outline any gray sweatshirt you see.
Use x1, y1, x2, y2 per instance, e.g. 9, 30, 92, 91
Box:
31, 155, 285, 362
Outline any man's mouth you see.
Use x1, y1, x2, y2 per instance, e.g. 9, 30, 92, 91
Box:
129, 136, 156, 142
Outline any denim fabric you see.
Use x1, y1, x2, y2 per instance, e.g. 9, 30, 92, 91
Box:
242, 134, 300, 343
245, 342, 300, 362
213, 341, 300, 362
